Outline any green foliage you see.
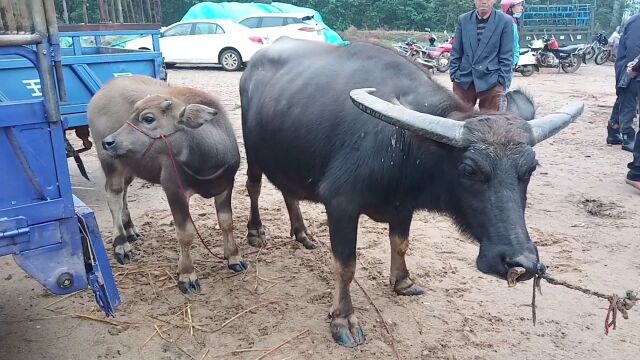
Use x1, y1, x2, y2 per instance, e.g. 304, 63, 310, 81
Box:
54, 0, 635, 34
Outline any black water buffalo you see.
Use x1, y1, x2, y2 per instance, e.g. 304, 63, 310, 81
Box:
239, 38, 583, 347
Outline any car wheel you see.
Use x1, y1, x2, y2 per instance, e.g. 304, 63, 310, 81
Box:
220, 49, 242, 71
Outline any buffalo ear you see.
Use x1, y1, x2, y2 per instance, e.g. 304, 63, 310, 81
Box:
505, 89, 536, 121
177, 104, 218, 129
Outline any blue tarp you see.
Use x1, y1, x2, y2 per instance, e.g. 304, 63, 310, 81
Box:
181, 1, 347, 46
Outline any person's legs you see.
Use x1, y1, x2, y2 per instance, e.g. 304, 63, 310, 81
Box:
625, 84, 640, 190
478, 85, 505, 112
619, 81, 640, 152
453, 83, 478, 108
607, 95, 623, 145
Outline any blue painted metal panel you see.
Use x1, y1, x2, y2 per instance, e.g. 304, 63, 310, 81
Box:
0, 29, 164, 130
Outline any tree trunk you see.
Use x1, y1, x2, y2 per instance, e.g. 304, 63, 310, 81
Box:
109, 0, 116, 22
116, 0, 124, 23
97, 0, 109, 23
139, 0, 146, 23
60, 0, 70, 24
146, 0, 153, 23
155, 0, 162, 24
610, 0, 622, 31
128, 0, 136, 22
82, 0, 89, 23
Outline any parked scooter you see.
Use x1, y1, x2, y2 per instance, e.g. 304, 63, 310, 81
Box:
515, 48, 538, 76
530, 35, 582, 73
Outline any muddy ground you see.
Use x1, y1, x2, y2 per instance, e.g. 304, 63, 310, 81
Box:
2, 61, 640, 360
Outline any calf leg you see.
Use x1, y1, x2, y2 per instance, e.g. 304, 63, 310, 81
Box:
283, 193, 317, 249
121, 175, 142, 243
389, 217, 425, 296
163, 185, 200, 294
214, 187, 248, 273
245, 159, 266, 247
326, 201, 365, 348
104, 167, 134, 265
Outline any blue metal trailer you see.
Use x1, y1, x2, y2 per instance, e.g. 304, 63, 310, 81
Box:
1, 0, 164, 317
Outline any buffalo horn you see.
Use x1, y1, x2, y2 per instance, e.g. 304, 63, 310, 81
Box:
350, 88, 465, 147
528, 102, 584, 145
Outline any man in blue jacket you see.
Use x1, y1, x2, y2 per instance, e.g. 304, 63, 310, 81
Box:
620, 14, 640, 190
607, 14, 640, 154
450, 0, 514, 111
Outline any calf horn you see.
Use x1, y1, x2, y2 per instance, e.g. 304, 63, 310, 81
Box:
350, 88, 465, 147
527, 102, 584, 145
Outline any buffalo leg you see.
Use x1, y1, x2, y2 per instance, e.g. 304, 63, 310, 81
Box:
215, 187, 248, 273
163, 184, 200, 294
245, 159, 266, 247
283, 193, 317, 249
326, 202, 365, 347
104, 167, 134, 265
389, 217, 425, 296
121, 175, 142, 243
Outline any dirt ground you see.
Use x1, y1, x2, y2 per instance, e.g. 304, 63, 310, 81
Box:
2, 61, 640, 360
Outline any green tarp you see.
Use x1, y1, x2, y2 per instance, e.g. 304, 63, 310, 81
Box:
181, 1, 348, 46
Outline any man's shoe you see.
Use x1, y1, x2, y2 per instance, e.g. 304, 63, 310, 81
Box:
625, 178, 640, 192
607, 133, 623, 145
622, 135, 635, 152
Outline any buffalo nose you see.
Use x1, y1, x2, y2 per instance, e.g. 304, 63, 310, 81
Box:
102, 137, 116, 150
505, 255, 539, 282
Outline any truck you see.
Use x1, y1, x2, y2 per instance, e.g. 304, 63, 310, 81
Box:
521, 4, 594, 47
0, 0, 165, 317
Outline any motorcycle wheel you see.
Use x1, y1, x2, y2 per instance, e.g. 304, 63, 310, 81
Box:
583, 46, 596, 61
595, 50, 610, 65
520, 65, 535, 77
561, 54, 582, 73
436, 52, 450, 73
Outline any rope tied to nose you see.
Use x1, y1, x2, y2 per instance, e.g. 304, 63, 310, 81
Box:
530, 268, 638, 335
126, 121, 224, 260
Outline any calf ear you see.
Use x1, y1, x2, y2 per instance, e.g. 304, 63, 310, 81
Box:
176, 104, 218, 129
505, 89, 536, 121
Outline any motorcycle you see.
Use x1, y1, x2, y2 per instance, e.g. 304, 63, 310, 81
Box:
515, 48, 538, 77
530, 35, 582, 73
393, 37, 451, 73
582, 32, 609, 64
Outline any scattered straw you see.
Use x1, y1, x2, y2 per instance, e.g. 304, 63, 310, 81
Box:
213, 299, 281, 332
253, 329, 310, 360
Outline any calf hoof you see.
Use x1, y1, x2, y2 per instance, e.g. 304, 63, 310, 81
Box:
178, 279, 201, 294
393, 278, 425, 296
330, 315, 366, 348
127, 232, 143, 243
296, 233, 318, 250
114, 244, 134, 265
247, 228, 266, 248
228, 260, 249, 273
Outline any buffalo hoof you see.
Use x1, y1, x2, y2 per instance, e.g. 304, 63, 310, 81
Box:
393, 278, 425, 296
247, 228, 266, 248
228, 260, 249, 273
297, 234, 318, 250
178, 279, 201, 294
127, 232, 143, 243
114, 244, 134, 265
330, 315, 366, 348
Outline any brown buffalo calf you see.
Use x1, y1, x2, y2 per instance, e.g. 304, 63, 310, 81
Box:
88, 75, 245, 294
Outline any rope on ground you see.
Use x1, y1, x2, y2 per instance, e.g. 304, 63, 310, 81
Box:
532, 272, 638, 335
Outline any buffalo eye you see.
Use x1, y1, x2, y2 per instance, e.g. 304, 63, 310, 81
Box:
460, 163, 484, 181
141, 114, 155, 124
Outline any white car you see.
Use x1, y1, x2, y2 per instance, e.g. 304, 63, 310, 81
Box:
124, 20, 266, 71
237, 13, 325, 43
